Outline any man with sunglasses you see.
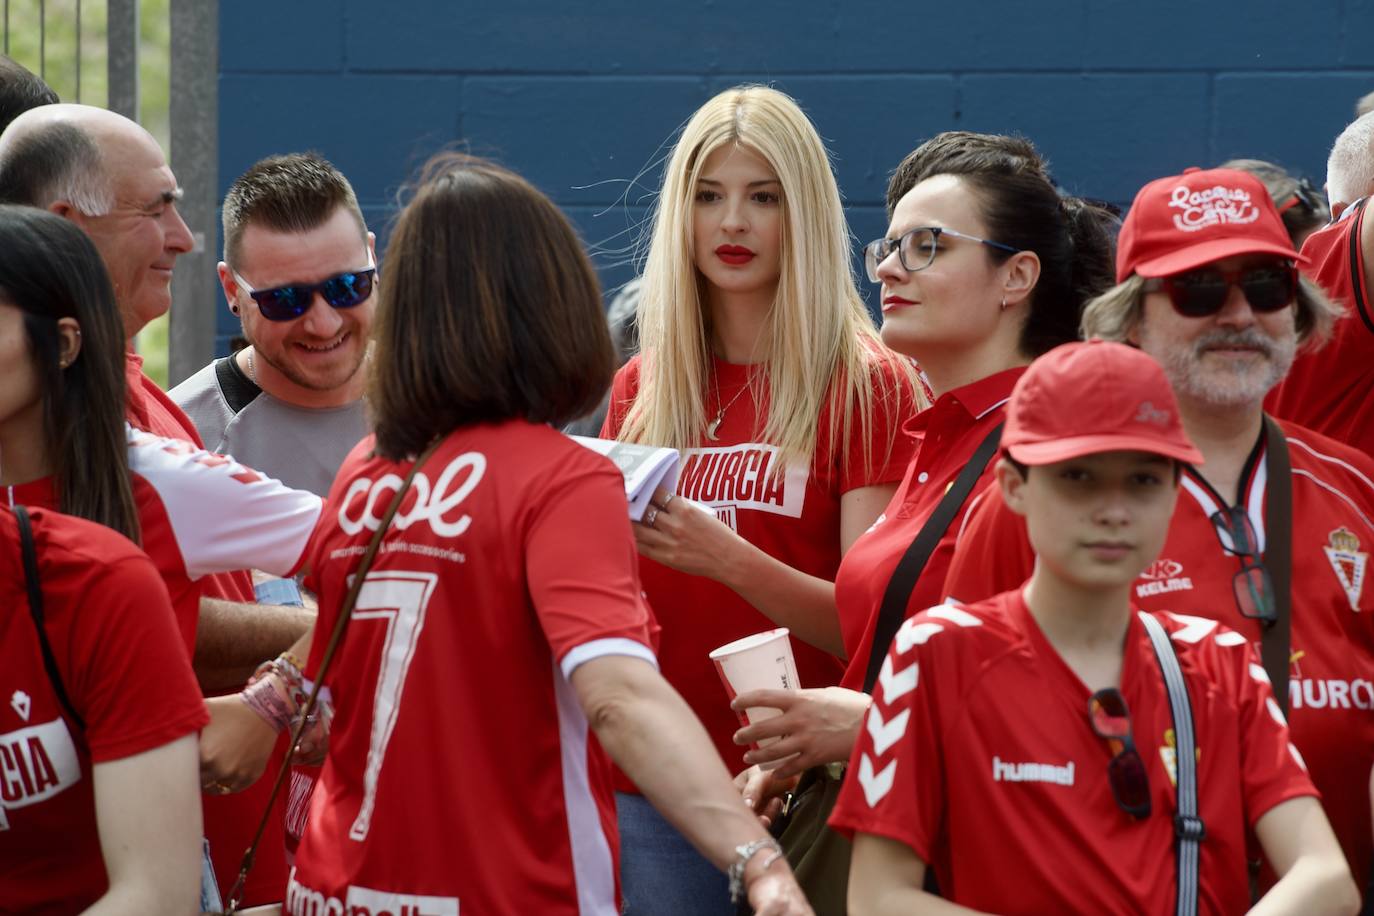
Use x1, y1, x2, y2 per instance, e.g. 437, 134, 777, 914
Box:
1268, 111, 1374, 459
945, 166, 1374, 901
833, 340, 1354, 914
172, 153, 373, 498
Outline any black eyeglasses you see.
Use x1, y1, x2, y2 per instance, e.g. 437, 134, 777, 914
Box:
232, 257, 377, 322
1209, 506, 1277, 625
863, 226, 1020, 283
1144, 261, 1296, 319
1089, 688, 1152, 819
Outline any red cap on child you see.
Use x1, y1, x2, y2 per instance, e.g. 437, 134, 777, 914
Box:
1115, 166, 1304, 283
1002, 340, 1203, 466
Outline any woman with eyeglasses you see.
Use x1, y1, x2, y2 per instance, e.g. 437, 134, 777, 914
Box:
0, 205, 207, 913
945, 165, 1374, 902
731, 133, 1115, 893
831, 340, 1356, 914
601, 85, 921, 912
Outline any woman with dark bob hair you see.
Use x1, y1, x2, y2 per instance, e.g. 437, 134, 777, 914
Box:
731, 133, 1118, 910
0, 204, 206, 911
221, 153, 812, 915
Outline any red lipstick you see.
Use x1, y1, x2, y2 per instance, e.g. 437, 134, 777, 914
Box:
716, 245, 755, 265
882, 295, 917, 313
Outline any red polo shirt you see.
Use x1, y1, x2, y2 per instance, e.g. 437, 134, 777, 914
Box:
834, 367, 1022, 689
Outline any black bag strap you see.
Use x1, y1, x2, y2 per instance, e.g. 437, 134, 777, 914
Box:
220, 437, 444, 915
863, 422, 1004, 694
1140, 612, 1203, 916
1261, 416, 1293, 716
14, 505, 85, 731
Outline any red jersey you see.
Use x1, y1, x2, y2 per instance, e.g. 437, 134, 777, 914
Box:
292, 421, 656, 915
0, 506, 208, 914
601, 353, 918, 778
829, 592, 1317, 914
833, 367, 1021, 690
3, 426, 322, 653
944, 419, 1374, 887
1267, 198, 1373, 456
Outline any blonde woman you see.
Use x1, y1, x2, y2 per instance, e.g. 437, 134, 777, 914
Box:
602, 85, 920, 912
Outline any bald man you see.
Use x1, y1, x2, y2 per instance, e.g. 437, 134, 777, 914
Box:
0, 104, 305, 908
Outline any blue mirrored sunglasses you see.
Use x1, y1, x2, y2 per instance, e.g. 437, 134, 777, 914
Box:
233, 256, 377, 322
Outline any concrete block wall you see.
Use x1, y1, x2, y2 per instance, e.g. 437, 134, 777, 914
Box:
217, 0, 1374, 351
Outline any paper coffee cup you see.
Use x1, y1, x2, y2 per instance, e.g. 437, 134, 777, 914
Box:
709, 628, 800, 768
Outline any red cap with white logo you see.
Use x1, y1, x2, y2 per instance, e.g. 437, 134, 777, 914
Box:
1002, 340, 1203, 465
1115, 166, 1305, 282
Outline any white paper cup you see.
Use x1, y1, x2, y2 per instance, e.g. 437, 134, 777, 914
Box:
709, 628, 800, 768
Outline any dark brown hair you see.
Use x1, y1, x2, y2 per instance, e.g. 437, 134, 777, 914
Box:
369, 152, 614, 459
0, 205, 139, 542
221, 152, 366, 267
886, 131, 1117, 358
0, 54, 57, 136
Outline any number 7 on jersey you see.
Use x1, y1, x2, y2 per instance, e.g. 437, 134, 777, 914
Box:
345, 570, 439, 842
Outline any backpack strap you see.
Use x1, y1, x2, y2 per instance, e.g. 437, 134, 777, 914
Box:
1140, 612, 1203, 916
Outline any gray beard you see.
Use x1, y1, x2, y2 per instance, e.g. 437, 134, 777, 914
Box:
1151, 326, 1296, 409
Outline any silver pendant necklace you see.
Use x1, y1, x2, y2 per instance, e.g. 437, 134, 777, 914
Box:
706, 379, 751, 441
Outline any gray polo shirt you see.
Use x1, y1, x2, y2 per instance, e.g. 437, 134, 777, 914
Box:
170, 357, 368, 497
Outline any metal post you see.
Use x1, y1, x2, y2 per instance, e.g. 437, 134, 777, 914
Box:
168, 0, 219, 386
107, 0, 138, 120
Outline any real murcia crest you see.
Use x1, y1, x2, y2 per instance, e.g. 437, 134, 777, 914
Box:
1323, 527, 1367, 611
10, 690, 30, 721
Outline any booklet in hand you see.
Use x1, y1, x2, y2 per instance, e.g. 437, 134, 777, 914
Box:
570, 436, 681, 522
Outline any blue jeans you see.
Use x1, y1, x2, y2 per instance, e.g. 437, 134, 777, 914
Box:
617, 791, 735, 916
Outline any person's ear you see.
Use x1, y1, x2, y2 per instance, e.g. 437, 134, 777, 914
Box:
995, 457, 1030, 517
218, 262, 241, 316
55, 318, 82, 369
1002, 250, 1041, 309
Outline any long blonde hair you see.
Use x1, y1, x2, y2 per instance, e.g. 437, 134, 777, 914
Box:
620, 85, 919, 473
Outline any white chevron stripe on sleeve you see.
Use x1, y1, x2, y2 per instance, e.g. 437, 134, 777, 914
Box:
866, 705, 911, 757
858, 753, 897, 808
878, 653, 918, 706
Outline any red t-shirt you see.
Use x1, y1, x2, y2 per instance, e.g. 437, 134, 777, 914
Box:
3, 426, 322, 653
1267, 198, 1373, 456
833, 367, 1021, 690
601, 352, 918, 778
291, 421, 656, 915
0, 506, 208, 914
829, 591, 1317, 914
944, 419, 1374, 888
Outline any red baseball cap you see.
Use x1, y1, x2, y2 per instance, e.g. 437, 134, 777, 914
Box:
1115, 166, 1305, 283
1002, 340, 1203, 465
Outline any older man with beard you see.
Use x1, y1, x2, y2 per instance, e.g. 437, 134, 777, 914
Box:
942, 166, 1374, 904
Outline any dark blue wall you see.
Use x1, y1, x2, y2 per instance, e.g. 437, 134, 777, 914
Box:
216, 0, 1374, 352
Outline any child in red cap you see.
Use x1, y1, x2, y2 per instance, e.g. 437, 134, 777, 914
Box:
829, 340, 1355, 914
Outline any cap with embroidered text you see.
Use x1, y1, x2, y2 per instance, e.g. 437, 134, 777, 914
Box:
1115, 166, 1305, 283
1002, 340, 1203, 466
